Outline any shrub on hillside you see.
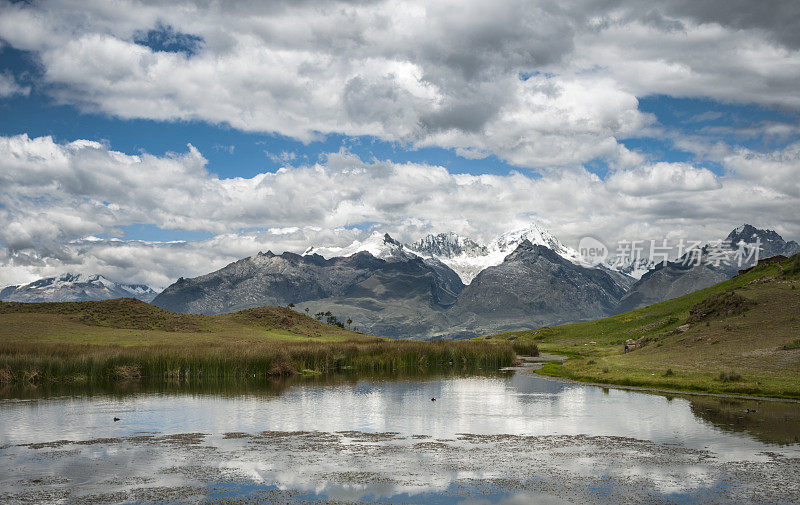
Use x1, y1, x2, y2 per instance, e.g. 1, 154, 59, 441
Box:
718, 371, 742, 383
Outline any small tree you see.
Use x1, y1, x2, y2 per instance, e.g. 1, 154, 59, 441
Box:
288, 302, 295, 308
346, 318, 353, 329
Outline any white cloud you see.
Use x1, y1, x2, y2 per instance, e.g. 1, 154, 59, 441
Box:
1, 0, 798, 168
1, 135, 798, 288
606, 163, 722, 196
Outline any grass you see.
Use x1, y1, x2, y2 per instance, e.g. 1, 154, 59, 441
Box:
0, 299, 516, 385
0, 299, 362, 344
481, 253, 800, 399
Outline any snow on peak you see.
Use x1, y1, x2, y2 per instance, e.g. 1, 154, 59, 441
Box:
408, 232, 486, 259
300, 222, 595, 284
408, 222, 585, 284
36, 272, 146, 291
43, 273, 107, 288
489, 223, 582, 263
1, 272, 158, 302
303, 232, 409, 261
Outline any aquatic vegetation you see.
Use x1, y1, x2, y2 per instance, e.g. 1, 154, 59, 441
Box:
0, 339, 515, 385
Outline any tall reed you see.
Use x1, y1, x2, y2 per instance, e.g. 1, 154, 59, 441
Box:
0, 339, 515, 385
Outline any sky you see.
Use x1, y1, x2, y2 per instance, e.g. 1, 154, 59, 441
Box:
0, 0, 799, 289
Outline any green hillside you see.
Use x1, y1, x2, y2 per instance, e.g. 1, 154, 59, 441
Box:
0, 297, 365, 345
484, 254, 800, 399
0, 298, 514, 385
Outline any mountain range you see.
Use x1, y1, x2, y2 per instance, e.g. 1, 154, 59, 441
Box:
0, 273, 158, 303
3, 223, 796, 339
151, 225, 632, 338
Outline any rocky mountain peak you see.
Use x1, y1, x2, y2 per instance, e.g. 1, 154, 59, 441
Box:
408, 232, 487, 259
505, 240, 563, 263
725, 224, 800, 258
727, 224, 785, 245
506, 238, 534, 256
302, 231, 409, 261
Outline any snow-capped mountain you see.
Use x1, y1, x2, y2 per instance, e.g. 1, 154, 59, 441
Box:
153, 237, 465, 334
303, 232, 412, 261
0, 273, 158, 303
408, 232, 488, 259
408, 223, 585, 284
303, 222, 589, 284
153, 223, 639, 338
301, 231, 465, 300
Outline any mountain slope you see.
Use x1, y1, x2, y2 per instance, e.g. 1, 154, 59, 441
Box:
0, 273, 158, 303
615, 224, 799, 313
153, 250, 384, 314
487, 253, 800, 399
615, 261, 729, 314
152, 234, 465, 332
440, 240, 629, 336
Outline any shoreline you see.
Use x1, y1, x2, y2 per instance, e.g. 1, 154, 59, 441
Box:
526, 356, 800, 403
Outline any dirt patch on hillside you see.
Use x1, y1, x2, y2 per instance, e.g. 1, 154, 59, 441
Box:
687, 290, 756, 324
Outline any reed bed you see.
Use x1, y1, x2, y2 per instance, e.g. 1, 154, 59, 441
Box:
0, 339, 516, 385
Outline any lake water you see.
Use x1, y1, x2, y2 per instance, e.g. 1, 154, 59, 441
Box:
1, 370, 799, 504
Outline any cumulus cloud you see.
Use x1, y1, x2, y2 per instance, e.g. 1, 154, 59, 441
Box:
1, 0, 799, 168
1, 135, 799, 288
606, 163, 721, 196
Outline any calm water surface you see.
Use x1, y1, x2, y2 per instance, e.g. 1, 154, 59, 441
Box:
1, 371, 799, 504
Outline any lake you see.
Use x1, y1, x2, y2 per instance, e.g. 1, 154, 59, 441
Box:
1, 370, 799, 504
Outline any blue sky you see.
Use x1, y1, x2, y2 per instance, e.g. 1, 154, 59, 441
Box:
0, 0, 798, 287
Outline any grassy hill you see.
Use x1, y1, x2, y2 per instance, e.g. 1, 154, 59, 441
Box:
0, 297, 364, 345
484, 254, 800, 399
0, 298, 514, 385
